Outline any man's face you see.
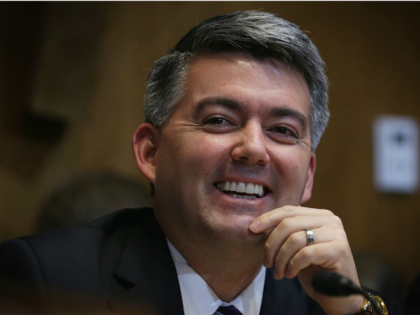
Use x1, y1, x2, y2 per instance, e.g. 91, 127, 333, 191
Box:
151, 51, 315, 246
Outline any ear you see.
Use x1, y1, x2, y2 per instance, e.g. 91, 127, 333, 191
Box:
300, 152, 316, 204
132, 123, 159, 184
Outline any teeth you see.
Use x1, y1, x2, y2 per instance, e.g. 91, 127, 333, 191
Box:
223, 181, 230, 191
218, 181, 264, 197
245, 183, 253, 194
237, 182, 245, 193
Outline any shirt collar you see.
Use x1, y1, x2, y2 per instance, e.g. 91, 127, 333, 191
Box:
167, 239, 266, 315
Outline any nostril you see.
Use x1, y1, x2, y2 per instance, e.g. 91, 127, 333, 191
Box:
231, 139, 270, 166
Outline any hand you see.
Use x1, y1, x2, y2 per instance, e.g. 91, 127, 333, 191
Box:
249, 205, 365, 315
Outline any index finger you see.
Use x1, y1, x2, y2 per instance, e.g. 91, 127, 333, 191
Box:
249, 205, 333, 233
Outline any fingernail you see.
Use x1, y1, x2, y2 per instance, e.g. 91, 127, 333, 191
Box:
249, 220, 260, 232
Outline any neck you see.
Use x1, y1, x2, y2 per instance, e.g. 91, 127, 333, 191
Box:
171, 236, 265, 302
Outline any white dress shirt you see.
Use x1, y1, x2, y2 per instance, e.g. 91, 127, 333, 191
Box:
167, 240, 266, 315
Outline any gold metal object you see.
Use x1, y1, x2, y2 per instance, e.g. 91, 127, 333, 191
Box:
354, 294, 388, 315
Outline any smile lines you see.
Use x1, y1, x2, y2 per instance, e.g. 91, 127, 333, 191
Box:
215, 181, 265, 199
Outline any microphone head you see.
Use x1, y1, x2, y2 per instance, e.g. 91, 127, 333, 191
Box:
312, 271, 362, 297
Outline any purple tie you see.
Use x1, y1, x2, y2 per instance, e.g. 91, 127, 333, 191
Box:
213, 305, 243, 315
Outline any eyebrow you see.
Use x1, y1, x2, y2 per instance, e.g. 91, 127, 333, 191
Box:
193, 96, 309, 133
193, 96, 241, 119
268, 107, 308, 134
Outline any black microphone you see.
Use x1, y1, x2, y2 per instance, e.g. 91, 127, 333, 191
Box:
312, 271, 383, 314
312, 270, 362, 296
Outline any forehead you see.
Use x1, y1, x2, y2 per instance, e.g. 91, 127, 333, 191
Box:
178, 51, 311, 118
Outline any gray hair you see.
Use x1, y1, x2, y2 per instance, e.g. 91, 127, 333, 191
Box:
145, 10, 329, 151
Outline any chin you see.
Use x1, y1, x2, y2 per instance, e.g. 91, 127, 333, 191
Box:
209, 214, 264, 245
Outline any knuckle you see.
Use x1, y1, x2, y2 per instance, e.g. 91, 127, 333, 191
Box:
274, 253, 282, 265
280, 217, 294, 229
265, 210, 274, 221
332, 215, 344, 228
321, 209, 334, 216
289, 232, 302, 244
283, 205, 296, 213
330, 240, 349, 257
258, 214, 269, 225
287, 258, 298, 277
264, 209, 278, 224
264, 241, 271, 252
300, 245, 314, 260
336, 228, 348, 240
335, 242, 348, 256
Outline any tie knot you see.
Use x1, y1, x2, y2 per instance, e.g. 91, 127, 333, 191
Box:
213, 305, 243, 315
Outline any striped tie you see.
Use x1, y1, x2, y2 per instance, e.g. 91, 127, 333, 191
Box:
213, 305, 243, 315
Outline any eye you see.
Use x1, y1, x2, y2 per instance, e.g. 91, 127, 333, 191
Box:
201, 116, 236, 132
272, 126, 297, 137
268, 125, 299, 144
203, 116, 230, 125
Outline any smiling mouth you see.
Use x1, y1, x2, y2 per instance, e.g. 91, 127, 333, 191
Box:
214, 181, 269, 199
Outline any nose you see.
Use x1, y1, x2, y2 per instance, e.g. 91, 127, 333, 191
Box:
231, 122, 270, 165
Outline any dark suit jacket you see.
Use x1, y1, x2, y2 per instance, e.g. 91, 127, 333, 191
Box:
0, 208, 400, 314
406, 273, 420, 315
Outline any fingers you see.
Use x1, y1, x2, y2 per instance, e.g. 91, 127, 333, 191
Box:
249, 206, 336, 233
268, 228, 319, 276
285, 238, 350, 278
271, 228, 349, 279
252, 206, 361, 315
250, 205, 349, 281
262, 215, 335, 266
268, 229, 309, 277
260, 213, 343, 268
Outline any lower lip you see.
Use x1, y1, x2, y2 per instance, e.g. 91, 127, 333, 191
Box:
215, 188, 265, 202
223, 192, 259, 200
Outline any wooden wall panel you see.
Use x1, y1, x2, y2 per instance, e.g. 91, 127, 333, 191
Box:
1, 1, 419, 294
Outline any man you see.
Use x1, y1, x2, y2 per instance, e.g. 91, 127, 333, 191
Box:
0, 11, 395, 315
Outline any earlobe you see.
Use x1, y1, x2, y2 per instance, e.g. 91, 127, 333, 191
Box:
132, 123, 159, 184
300, 152, 316, 204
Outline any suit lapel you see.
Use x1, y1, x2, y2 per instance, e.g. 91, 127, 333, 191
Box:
108, 212, 184, 315
106, 210, 323, 315
260, 268, 309, 315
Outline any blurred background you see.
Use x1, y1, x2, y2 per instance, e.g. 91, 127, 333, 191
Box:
0, 1, 419, 302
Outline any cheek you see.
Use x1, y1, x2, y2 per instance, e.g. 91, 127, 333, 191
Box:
185, 134, 233, 169
160, 133, 232, 179
271, 147, 310, 183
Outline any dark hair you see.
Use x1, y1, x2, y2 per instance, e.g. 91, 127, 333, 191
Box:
145, 10, 329, 151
